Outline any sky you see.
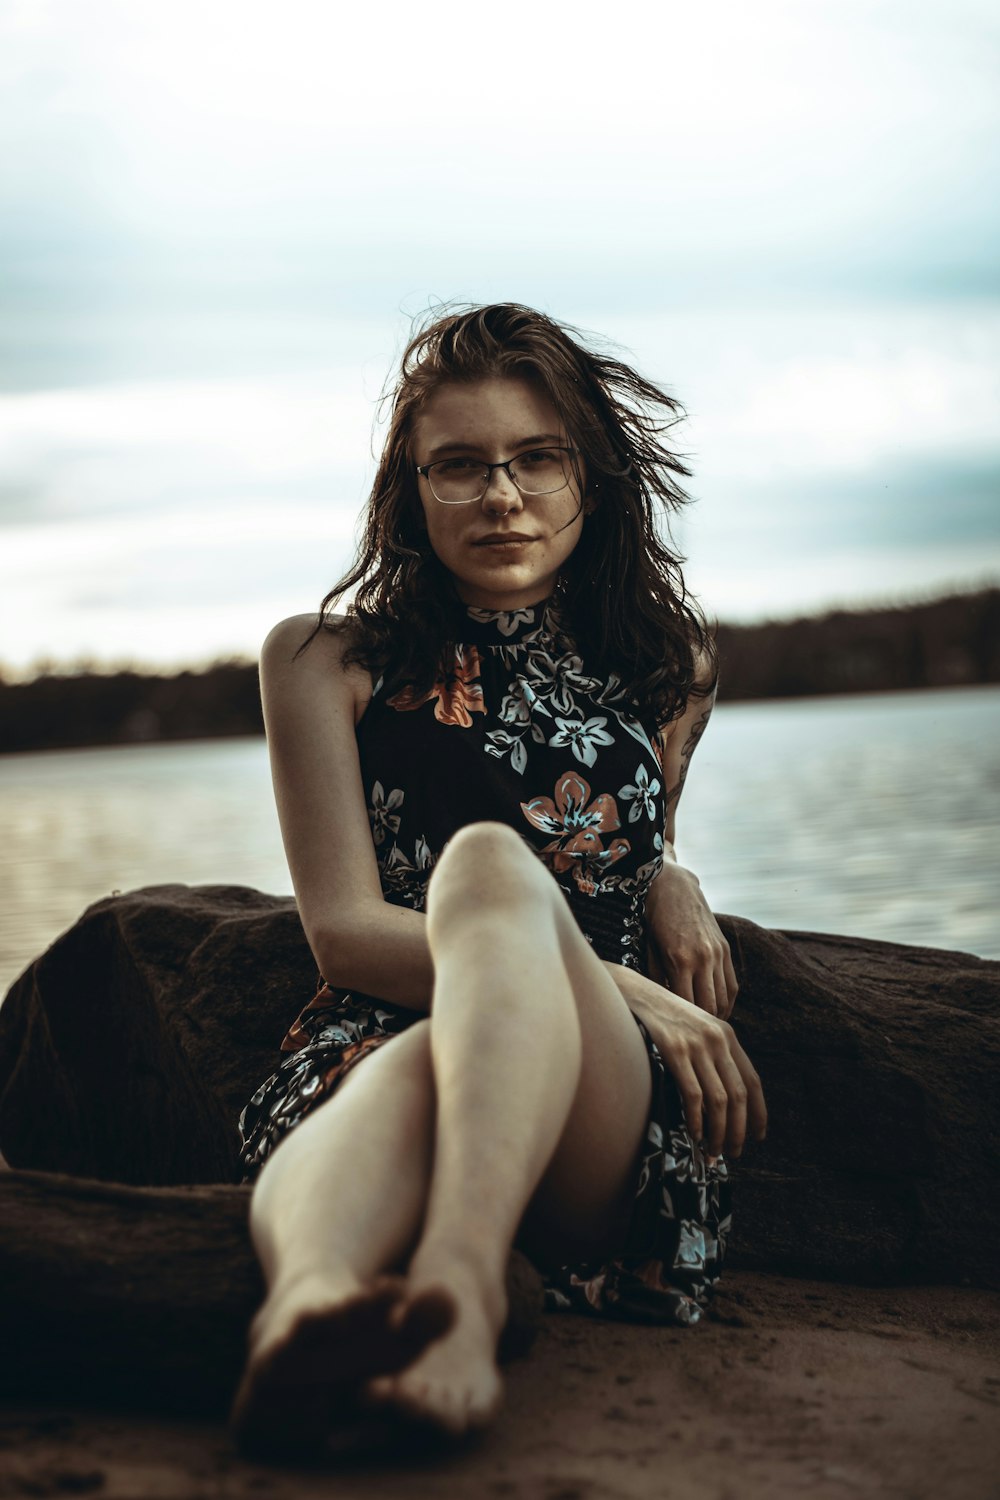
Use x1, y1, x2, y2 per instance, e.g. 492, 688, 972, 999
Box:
1, 0, 998, 675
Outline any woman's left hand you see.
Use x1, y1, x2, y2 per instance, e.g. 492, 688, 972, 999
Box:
645, 861, 738, 1019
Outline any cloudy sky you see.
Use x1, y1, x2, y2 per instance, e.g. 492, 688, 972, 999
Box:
1, 0, 998, 674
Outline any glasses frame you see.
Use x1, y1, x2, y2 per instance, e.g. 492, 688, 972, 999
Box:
416, 446, 580, 505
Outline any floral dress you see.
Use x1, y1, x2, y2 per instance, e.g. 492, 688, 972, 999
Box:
239, 600, 731, 1326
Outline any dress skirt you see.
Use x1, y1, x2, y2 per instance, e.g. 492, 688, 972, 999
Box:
238, 981, 732, 1328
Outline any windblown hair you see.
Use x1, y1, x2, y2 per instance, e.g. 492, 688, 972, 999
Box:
313, 303, 716, 730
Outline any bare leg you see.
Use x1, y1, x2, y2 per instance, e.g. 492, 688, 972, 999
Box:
232, 1022, 454, 1454
237, 821, 655, 1448
366, 822, 654, 1435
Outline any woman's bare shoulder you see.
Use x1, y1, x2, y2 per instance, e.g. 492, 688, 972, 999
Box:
261, 613, 363, 673
260, 614, 373, 714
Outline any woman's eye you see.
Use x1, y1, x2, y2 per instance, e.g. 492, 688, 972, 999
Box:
436, 458, 481, 474
520, 449, 555, 466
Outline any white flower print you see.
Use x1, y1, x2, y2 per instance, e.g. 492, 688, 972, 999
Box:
377, 837, 436, 908
548, 715, 615, 768
632, 831, 665, 886
521, 651, 599, 717
673, 1220, 708, 1271
484, 727, 529, 774
618, 763, 662, 822
368, 780, 403, 845
498, 686, 534, 727
382, 843, 413, 873
663, 1127, 700, 1183
467, 605, 536, 636
619, 713, 657, 753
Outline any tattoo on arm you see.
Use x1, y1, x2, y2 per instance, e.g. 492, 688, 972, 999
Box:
664, 702, 714, 809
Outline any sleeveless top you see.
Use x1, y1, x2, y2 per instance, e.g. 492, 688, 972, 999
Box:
353, 597, 666, 969
244, 599, 732, 1325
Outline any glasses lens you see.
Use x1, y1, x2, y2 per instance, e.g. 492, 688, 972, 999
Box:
428, 459, 488, 504
508, 449, 570, 495
426, 449, 572, 502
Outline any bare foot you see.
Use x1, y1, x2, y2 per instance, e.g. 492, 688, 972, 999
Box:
363, 1258, 507, 1438
230, 1271, 455, 1459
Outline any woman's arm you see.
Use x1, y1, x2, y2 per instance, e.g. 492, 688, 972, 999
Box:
261, 615, 434, 1010
643, 658, 739, 1018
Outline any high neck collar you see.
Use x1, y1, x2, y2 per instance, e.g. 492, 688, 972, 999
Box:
454, 597, 558, 647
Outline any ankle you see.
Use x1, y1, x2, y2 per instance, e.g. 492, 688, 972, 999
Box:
261, 1264, 365, 1318
409, 1239, 509, 1333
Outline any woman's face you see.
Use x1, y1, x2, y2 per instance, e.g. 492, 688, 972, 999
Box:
411, 376, 588, 610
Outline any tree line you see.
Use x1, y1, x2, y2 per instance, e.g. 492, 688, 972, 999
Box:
1, 589, 997, 754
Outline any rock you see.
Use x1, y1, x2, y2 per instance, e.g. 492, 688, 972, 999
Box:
0, 1171, 261, 1415
0, 1169, 543, 1416
0, 885, 315, 1185
1, 885, 998, 1289
722, 922, 1000, 1286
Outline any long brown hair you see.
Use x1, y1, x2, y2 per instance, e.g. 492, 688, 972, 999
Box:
311, 303, 716, 730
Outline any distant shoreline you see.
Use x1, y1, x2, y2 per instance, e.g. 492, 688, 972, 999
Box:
2, 589, 997, 756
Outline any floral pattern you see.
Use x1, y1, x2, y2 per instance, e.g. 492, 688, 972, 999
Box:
238, 598, 730, 1326
367, 781, 403, 846
521, 773, 631, 896
619, 764, 662, 823
387, 644, 485, 726
466, 605, 536, 637
548, 714, 615, 768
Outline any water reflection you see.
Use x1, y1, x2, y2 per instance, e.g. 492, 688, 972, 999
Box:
680, 686, 999, 958
1, 686, 997, 997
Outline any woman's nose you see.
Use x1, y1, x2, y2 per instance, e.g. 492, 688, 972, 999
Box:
481, 466, 523, 514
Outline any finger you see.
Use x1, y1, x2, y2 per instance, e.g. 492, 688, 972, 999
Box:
723, 948, 740, 1010
692, 963, 720, 1017
670, 1057, 703, 1143
714, 958, 732, 1019
727, 1031, 767, 1142
692, 1055, 730, 1158
713, 1051, 749, 1157
667, 965, 695, 1006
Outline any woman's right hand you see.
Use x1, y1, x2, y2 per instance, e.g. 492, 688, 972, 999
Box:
605, 963, 766, 1159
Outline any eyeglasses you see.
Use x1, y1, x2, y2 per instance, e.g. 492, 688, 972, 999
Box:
416, 447, 578, 505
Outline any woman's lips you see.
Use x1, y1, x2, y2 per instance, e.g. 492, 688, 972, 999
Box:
472, 534, 537, 548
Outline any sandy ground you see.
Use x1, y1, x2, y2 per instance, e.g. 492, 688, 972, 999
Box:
1, 1273, 998, 1500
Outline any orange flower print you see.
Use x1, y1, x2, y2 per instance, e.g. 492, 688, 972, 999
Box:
521, 772, 631, 895
387, 645, 486, 727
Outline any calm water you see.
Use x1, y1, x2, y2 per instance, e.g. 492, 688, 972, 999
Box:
1, 686, 998, 999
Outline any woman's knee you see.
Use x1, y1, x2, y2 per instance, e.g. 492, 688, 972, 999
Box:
429, 821, 552, 915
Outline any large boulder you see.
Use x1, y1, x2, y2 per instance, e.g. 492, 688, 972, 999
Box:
0, 885, 314, 1185
723, 921, 999, 1285
0, 1169, 543, 1416
1, 884, 998, 1287
0, 1172, 261, 1415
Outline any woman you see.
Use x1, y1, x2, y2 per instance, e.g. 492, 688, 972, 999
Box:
232, 303, 766, 1453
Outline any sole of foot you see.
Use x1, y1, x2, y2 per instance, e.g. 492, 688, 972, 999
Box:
230, 1277, 455, 1461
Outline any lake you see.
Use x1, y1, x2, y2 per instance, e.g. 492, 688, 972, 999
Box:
1, 685, 998, 999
